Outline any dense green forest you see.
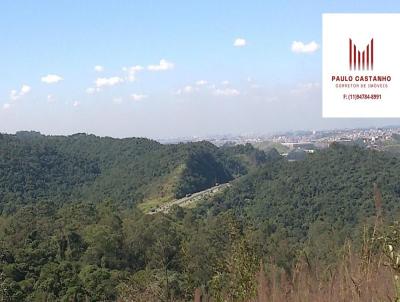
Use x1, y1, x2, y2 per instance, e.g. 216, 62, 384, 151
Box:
209, 143, 400, 239
1, 133, 400, 301
0, 132, 268, 213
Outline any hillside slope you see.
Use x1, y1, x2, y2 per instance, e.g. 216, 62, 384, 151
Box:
0, 132, 268, 212
205, 144, 400, 244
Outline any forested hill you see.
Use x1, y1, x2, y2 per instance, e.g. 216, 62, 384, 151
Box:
0, 132, 271, 213
204, 143, 400, 247
4, 137, 400, 300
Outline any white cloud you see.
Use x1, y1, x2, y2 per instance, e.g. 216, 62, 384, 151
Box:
86, 87, 97, 94
41, 74, 63, 84
148, 59, 174, 71
195, 80, 208, 86
221, 80, 230, 85
95, 77, 124, 88
233, 38, 247, 47
175, 82, 240, 97
131, 94, 148, 101
73, 101, 80, 107
122, 65, 144, 82
10, 91, 18, 100
3, 103, 11, 110
21, 85, 31, 94
176, 85, 199, 95
291, 41, 319, 54
214, 88, 240, 96
94, 65, 104, 72
183, 86, 194, 93
10, 84, 31, 101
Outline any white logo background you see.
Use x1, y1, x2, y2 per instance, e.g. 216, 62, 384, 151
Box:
323, 14, 400, 117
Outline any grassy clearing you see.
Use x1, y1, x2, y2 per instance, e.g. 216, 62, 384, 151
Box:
137, 195, 174, 213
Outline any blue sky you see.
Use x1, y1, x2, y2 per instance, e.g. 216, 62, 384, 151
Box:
1, 0, 400, 138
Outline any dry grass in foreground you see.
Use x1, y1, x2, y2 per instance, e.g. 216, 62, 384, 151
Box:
194, 243, 397, 302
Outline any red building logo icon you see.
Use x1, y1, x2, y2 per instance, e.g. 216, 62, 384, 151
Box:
349, 38, 374, 71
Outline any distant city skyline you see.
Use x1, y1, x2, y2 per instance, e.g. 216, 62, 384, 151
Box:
1, 1, 400, 139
